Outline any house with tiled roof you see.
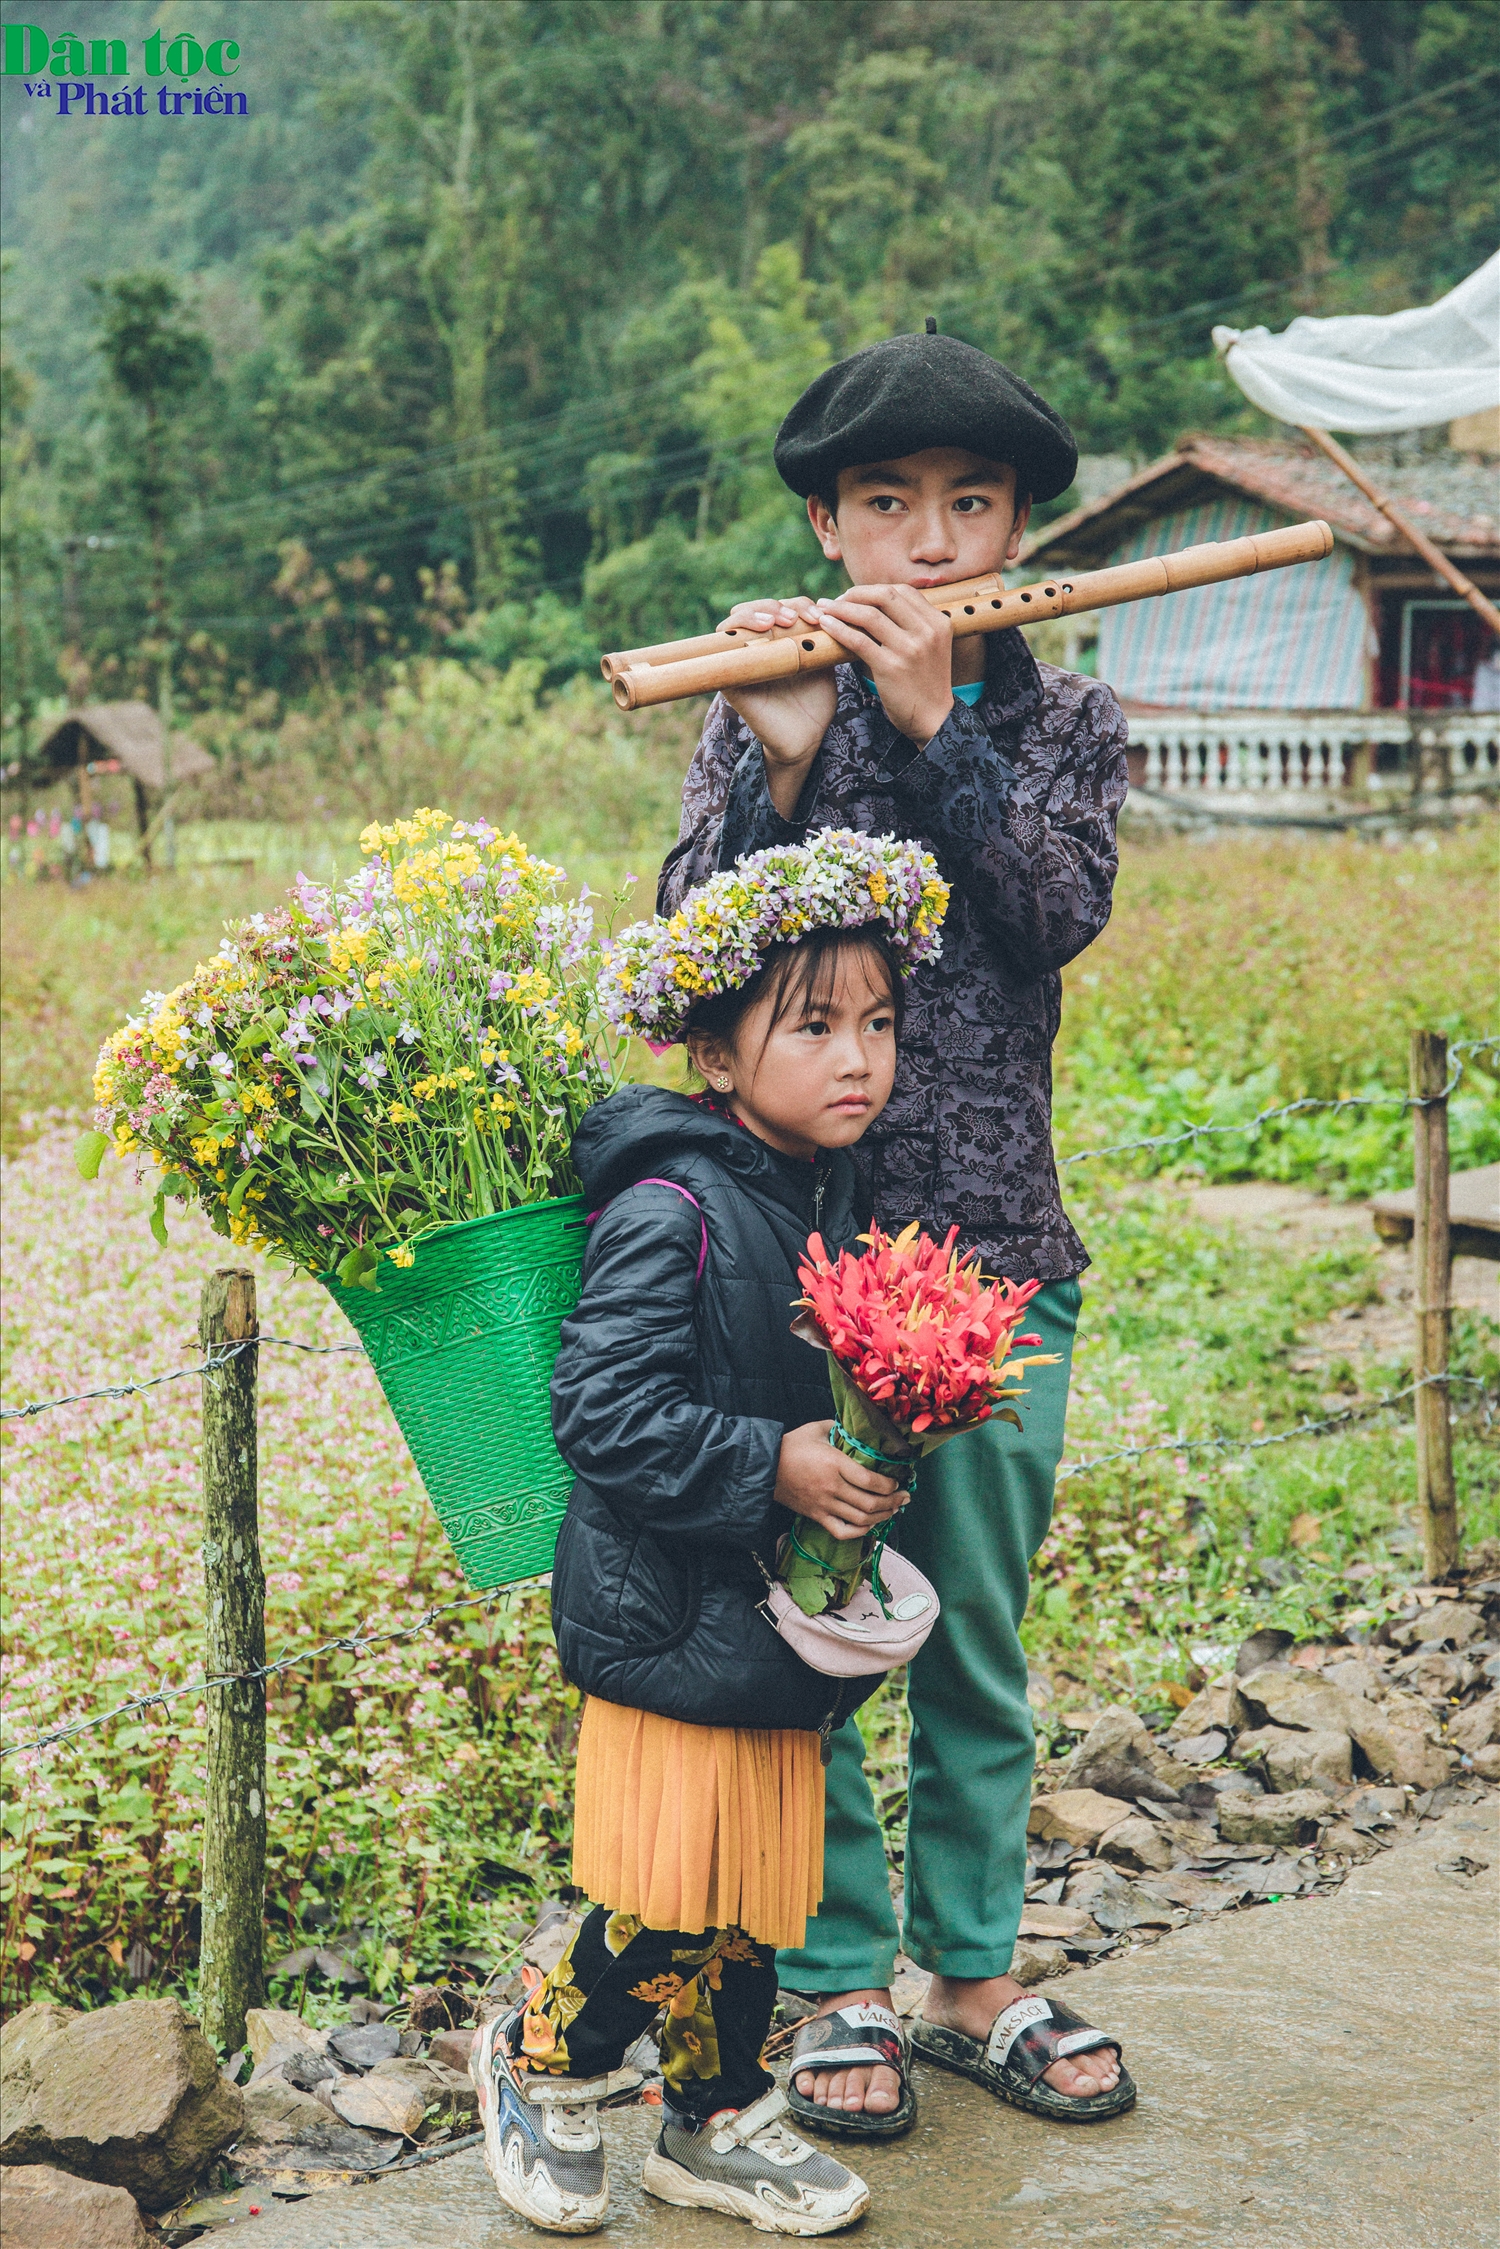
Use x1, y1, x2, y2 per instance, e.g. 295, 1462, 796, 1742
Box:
1024, 436, 1500, 804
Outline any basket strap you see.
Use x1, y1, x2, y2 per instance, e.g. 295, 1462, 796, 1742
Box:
586, 1178, 707, 1287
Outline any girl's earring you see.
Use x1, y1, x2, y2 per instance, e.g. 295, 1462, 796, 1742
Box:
716, 1076, 731, 1092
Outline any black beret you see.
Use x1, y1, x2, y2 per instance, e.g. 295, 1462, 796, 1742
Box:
774, 330, 1077, 506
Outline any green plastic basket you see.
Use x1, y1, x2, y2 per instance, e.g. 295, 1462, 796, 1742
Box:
325, 1195, 589, 1590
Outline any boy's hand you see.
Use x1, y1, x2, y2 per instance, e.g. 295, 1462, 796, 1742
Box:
715, 598, 834, 805
815, 583, 955, 746
774, 1419, 906, 1542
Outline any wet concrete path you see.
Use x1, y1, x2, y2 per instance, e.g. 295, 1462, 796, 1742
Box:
243, 1796, 1497, 2249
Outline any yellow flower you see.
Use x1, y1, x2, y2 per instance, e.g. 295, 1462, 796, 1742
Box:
387, 1100, 418, 1124
509, 971, 552, 1007
867, 869, 889, 906
389, 1243, 415, 1268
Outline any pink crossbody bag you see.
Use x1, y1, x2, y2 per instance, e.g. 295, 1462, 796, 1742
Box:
588, 1180, 940, 1678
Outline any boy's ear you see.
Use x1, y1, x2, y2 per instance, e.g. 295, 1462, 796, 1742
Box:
807, 493, 842, 562
1006, 492, 1032, 563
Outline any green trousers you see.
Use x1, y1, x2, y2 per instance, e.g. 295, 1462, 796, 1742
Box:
779, 1278, 1080, 1989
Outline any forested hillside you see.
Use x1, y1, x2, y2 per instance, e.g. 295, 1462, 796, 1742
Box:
2, 0, 1496, 728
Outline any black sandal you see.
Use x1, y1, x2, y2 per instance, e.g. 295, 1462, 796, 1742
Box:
909, 1993, 1135, 2124
785, 2003, 917, 2139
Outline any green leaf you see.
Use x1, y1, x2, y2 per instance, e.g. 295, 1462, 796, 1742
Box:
160, 1172, 190, 1198
227, 1170, 256, 1217
149, 1192, 169, 1248
336, 1244, 381, 1291
74, 1130, 111, 1181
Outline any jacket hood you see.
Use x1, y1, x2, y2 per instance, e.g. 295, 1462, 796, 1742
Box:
572, 1084, 815, 1209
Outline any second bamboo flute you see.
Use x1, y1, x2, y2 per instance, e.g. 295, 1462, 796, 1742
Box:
602, 519, 1334, 711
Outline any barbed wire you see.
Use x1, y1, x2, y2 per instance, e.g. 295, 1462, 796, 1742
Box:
1055, 1370, 1492, 1485
1058, 1036, 1498, 1167
8, 1369, 1494, 1763
7, 1040, 1495, 1425
0, 1582, 533, 1762
0, 1334, 363, 1423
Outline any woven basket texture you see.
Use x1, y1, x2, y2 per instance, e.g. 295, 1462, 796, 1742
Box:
326, 1196, 588, 1588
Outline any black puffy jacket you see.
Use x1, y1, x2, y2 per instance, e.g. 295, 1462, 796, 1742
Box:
549, 1085, 886, 1733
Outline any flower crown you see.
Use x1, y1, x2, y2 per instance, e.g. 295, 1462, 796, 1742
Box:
601, 828, 950, 1043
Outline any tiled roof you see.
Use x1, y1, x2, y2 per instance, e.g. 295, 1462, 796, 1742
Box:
1025, 435, 1500, 563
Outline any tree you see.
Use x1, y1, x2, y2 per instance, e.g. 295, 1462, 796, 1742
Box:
90, 273, 211, 721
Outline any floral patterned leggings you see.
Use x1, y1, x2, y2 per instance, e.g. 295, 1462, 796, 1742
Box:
519, 1905, 778, 2123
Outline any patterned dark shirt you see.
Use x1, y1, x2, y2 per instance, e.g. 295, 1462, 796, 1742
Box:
657, 627, 1129, 1281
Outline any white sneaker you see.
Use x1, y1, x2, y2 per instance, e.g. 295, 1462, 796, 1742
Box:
470, 2006, 639, 2234
641, 2086, 870, 2236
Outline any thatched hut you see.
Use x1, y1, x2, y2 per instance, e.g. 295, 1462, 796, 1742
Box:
37, 702, 215, 855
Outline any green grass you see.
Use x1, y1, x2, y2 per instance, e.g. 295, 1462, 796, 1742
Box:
2, 688, 1496, 2016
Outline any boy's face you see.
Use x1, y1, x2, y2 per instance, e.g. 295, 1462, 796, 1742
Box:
808, 447, 1032, 589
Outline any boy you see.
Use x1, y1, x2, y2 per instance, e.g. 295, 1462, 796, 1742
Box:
657, 324, 1135, 2131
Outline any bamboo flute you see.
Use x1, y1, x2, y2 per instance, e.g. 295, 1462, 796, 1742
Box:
602, 519, 1334, 711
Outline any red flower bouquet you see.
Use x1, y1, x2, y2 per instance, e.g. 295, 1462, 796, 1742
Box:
787, 1222, 1059, 1615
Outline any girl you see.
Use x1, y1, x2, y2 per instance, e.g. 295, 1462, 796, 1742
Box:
470, 832, 947, 2235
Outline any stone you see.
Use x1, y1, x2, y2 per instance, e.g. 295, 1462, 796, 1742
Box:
1322, 1657, 1392, 1701
521, 1910, 581, 1978
247, 2040, 339, 2092
0, 2163, 152, 2249
1147, 1872, 1249, 1913
405, 1985, 473, 2035
1027, 1789, 1133, 1847
368, 2057, 478, 2128
1061, 1863, 1179, 1931
244, 2008, 318, 2068
1317, 1818, 1383, 1862
1235, 1627, 1295, 1676
1447, 1690, 1500, 1756
1184, 1769, 1262, 1802
326, 2022, 401, 2073
229, 2122, 402, 2182
1471, 1744, 1500, 1782
1235, 1725, 1352, 1795
1173, 1730, 1229, 1765
1378, 1717, 1455, 1790
0, 1998, 243, 2213
1152, 1815, 1223, 1861
239, 2077, 335, 2143
428, 2026, 477, 2075
1390, 1648, 1466, 1702
1166, 1680, 1233, 1742
1058, 1704, 1187, 1802
1409, 1601, 1485, 1649
313, 1948, 366, 1990
329, 2075, 427, 2138
1099, 1815, 1177, 1874
1008, 1940, 1070, 1986
267, 1946, 321, 1980
1014, 1904, 1100, 1941
1234, 1662, 1436, 1786
1217, 1789, 1330, 1848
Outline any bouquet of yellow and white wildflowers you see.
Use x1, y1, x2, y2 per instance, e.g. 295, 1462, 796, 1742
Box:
81, 810, 618, 1286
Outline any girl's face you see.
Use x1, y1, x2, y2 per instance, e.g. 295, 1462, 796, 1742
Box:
688, 949, 897, 1162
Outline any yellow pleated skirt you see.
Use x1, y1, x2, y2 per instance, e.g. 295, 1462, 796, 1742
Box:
570, 1697, 825, 1952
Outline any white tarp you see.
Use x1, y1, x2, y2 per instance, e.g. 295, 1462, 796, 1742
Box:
1213, 252, 1500, 433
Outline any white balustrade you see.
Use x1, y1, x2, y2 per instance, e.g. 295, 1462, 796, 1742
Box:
1126, 711, 1500, 796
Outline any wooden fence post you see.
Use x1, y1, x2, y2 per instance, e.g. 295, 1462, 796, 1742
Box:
1410, 1032, 1458, 1583
199, 1269, 266, 2053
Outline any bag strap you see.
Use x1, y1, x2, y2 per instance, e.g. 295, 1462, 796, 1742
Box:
586, 1177, 708, 1287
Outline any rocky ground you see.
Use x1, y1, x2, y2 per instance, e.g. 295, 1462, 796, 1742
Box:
3, 1194, 1494, 2241
4, 1556, 1498, 2243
